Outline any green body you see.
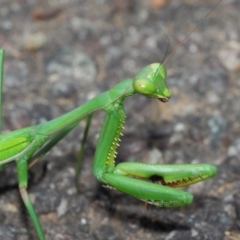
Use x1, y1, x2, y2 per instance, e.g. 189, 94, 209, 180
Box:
0, 50, 216, 240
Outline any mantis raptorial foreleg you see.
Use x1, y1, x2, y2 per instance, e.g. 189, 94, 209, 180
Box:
0, 50, 217, 239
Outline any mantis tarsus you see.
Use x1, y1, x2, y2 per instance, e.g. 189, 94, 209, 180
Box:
0, 48, 216, 239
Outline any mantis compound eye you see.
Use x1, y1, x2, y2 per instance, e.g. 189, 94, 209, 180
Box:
133, 79, 155, 96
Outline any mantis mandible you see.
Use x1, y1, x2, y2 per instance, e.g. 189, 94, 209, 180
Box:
0, 48, 216, 239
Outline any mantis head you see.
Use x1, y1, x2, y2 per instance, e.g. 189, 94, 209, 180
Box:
133, 63, 171, 102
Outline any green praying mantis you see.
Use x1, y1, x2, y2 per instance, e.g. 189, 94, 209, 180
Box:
0, 48, 216, 239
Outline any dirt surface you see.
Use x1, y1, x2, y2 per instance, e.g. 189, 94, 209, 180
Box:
0, 0, 240, 239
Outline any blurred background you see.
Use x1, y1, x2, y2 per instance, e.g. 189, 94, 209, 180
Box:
0, 0, 240, 239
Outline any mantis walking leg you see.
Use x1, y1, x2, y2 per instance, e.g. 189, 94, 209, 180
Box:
17, 159, 45, 240
75, 114, 93, 192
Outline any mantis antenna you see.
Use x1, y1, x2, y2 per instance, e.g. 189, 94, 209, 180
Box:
162, 0, 222, 66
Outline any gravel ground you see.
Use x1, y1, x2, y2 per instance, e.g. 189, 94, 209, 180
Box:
0, 0, 240, 239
